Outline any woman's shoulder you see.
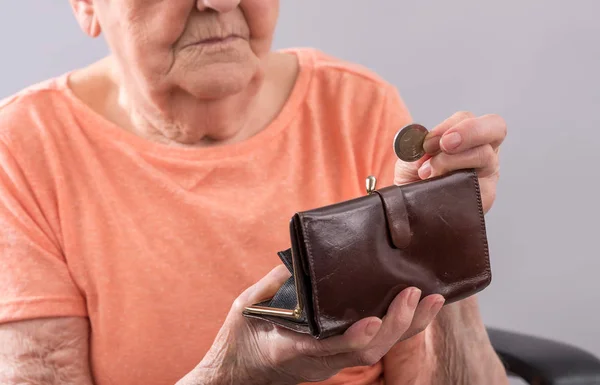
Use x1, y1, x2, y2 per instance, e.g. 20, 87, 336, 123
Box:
282, 47, 410, 127
0, 75, 73, 148
0, 76, 67, 111
285, 47, 398, 96
0, 75, 79, 182
283, 47, 407, 127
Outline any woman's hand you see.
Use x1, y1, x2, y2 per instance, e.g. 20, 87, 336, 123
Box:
388, 111, 509, 384
179, 265, 445, 385
394, 111, 507, 214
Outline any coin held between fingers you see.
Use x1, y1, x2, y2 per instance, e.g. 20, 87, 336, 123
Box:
393, 123, 429, 162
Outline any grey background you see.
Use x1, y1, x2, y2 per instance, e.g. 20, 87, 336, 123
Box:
1, 1, 598, 383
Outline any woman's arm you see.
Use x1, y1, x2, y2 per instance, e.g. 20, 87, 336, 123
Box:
383, 296, 509, 385
428, 296, 509, 384
0, 317, 95, 385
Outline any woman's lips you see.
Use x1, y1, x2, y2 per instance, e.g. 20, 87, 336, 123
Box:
184, 35, 243, 48
199, 35, 240, 44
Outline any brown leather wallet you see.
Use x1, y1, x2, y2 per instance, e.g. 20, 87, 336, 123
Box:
243, 168, 491, 339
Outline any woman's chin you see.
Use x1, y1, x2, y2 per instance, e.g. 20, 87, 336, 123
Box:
174, 54, 262, 100
189, 78, 252, 100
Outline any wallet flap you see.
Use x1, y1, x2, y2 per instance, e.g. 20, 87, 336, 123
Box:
374, 187, 411, 249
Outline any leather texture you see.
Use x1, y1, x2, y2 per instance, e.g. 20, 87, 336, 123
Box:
243, 168, 492, 339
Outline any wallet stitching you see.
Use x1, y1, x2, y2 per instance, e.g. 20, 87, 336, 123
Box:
470, 169, 491, 275
300, 215, 323, 335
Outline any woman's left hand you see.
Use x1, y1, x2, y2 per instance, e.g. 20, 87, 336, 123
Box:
394, 111, 507, 214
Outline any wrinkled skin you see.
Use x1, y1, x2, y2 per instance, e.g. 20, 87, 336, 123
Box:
69, 0, 286, 146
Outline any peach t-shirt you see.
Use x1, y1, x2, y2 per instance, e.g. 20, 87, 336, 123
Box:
0, 48, 412, 385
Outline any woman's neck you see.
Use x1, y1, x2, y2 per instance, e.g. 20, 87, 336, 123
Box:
68, 51, 299, 148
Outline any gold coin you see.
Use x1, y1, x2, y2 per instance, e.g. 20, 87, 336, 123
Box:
393, 123, 429, 162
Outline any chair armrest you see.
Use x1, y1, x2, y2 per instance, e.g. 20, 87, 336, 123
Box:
487, 327, 600, 385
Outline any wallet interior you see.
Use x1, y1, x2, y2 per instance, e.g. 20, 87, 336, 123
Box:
246, 249, 302, 315
243, 217, 317, 335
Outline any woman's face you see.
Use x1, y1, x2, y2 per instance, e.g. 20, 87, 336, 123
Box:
81, 0, 280, 99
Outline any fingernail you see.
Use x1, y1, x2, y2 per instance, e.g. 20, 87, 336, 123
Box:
423, 136, 440, 154
433, 298, 445, 312
418, 160, 431, 179
441, 132, 462, 151
409, 288, 422, 308
365, 320, 380, 337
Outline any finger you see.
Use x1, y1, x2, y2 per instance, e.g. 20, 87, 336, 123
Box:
321, 288, 421, 370
301, 287, 418, 365
423, 111, 475, 154
294, 317, 382, 357
366, 287, 421, 348
418, 144, 499, 179
396, 111, 477, 183
394, 155, 432, 186
400, 294, 445, 340
439, 114, 507, 155
324, 290, 443, 370
233, 265, 291, 311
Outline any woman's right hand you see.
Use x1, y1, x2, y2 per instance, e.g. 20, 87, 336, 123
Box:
178, 265, 445, 385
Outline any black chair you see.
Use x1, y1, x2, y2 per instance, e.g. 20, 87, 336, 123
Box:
487, 327, 600, 384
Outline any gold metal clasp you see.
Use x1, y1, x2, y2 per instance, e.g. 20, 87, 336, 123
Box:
243, 305, 299, 318
244, 247, 304, 320
366, 175, 377, 195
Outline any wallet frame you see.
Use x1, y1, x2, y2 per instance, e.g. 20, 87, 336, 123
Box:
244, 245, 305, 320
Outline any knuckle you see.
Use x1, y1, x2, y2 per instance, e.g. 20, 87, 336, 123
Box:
344, 337, 366, 352
461, 117, 478, 133
430, 156, 451, 177
232, 296, 248, 313
294, 338, 315, 355
296, 338, 336, 357
428, 157, 443, 175
455, 110, 475, 121
478, 144, 495, 165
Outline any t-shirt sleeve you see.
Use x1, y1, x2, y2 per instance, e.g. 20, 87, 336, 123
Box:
370, 83, 414, 188
0, 140, 87, 325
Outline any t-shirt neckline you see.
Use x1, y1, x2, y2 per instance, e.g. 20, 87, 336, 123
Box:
56, 48, 315, 161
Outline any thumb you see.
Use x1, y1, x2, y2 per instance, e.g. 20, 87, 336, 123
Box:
234, 265, 291, 310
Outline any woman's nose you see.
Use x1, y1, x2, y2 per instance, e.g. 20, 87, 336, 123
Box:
196, 0, 241, 13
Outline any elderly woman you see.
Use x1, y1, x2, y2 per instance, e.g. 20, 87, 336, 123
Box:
0, 1, 508, 384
